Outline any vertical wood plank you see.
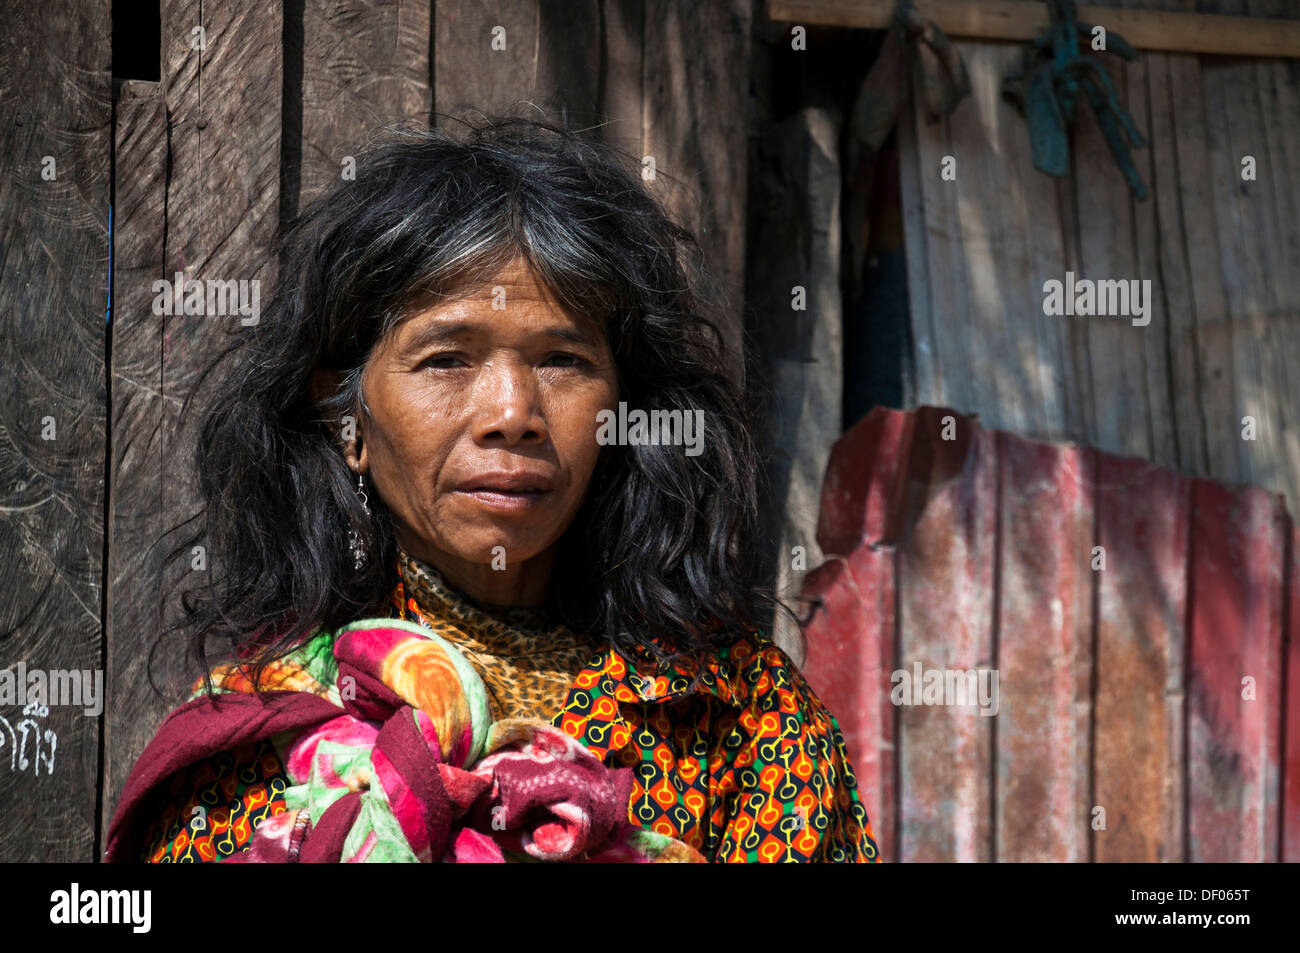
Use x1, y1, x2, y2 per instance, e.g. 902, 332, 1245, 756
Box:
1204, 59, 1275, 496
433, 0, 644, 166
1145, 50, 1210, 475
296, 0, 433, 210
896, 407, 996, 862
1168, 53, 1239, 483
746, 107, 843, 660
897, 96, 937, 411
945, 43, 1045, 440
908, 96, 973, 416
434, 1, 542, 121
597, 0, 645, 158
1072, 67, 1155, 463
0, 0, 111, 863
102, 77, 171, 852
1092, 454, 1189, 861
642, 0, 751, 384
103, 0, 282, 840
995, 434, 1094, 862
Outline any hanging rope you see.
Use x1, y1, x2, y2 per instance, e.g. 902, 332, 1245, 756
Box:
1002, 0, 1149, 200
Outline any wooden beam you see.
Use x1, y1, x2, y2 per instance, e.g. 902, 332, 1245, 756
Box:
767, 0, 1300, 58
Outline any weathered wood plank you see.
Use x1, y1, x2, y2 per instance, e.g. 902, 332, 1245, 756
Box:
101, 78, 172, 854
296, 0, 433, 211
907, 96, 974, 416
434, 1, 542, 121
103, 0, 282, 845
433, 0, 643, 176
767, 0, 1300, 56
642, 0, 751, 384
1070, 65, 1157, 464
746, 107, 842, 660
598, 0, 645, 158
0, 0, 111, 862
995, 433, 1094, 862
944, 43, 1036, 438
897, 96, 938, 413
1144, 50, 1210, 475
1165, 53, 1240, 489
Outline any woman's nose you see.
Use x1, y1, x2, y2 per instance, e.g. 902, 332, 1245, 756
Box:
469, 360, 547, 446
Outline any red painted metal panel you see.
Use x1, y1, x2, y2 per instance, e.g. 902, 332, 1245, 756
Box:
801, 406, 1296, 863
893, 408, 996, 862
1187, 478, 1285, 861
1093, 454, 1188, 862
1284, 524, 1300, 862
994, 432, 1094, 862
802, 407, 908, 862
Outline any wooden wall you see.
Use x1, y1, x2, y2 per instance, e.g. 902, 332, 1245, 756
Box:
0, 1, 111, 863
898, 0, 1300, 516
0, 0, 753, 862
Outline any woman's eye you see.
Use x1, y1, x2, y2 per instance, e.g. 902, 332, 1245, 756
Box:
423, 354, 465, 369
545, 353, 587, 368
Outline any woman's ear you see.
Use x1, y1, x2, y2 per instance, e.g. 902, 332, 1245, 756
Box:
308, 369, 342, 409
309, 369, 364, 466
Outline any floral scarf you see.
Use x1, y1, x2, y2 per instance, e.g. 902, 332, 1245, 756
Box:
106, 616, 705, 863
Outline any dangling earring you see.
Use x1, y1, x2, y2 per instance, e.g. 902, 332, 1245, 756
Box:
347, 470, 371, 571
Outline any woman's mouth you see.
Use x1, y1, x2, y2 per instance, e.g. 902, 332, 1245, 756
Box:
455, 487, 552, 512
454, 471, 555, 512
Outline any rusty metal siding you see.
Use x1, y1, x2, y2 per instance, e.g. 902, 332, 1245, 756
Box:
802, 406, 1298, 863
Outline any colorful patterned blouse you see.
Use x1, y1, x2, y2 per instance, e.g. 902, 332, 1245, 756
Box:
137, 558, 881, 862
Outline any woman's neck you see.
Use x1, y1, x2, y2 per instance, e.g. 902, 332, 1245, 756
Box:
397, 541, 555, 609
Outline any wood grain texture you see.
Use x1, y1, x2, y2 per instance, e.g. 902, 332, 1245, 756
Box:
297, 0, 433, 210
102, 0, 282, 848
642, 0, 751, 385
102, 78, 171, 857
767, 0, 1300, 56
0, 0, 111, 862
897, 8, 1300, 519
745, 107, 843, 662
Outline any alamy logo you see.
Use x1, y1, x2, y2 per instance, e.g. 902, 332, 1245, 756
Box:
595, 402, 705, 457
1042, 271, 1151, 327
0, 663, 103, 717
50, 884, 151, 933
152, 272, 260, 325
890, 662, 999, 716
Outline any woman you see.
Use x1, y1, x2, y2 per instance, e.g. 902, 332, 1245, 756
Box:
105, 116, 881, 863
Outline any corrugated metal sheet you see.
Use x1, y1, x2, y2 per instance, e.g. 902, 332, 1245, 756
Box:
801, 406, 1298, 862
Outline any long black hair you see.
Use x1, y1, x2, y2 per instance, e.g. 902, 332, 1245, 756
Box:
154, 114, 798, 697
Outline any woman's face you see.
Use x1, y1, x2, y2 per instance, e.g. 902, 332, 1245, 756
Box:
322, 255, 619, 604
